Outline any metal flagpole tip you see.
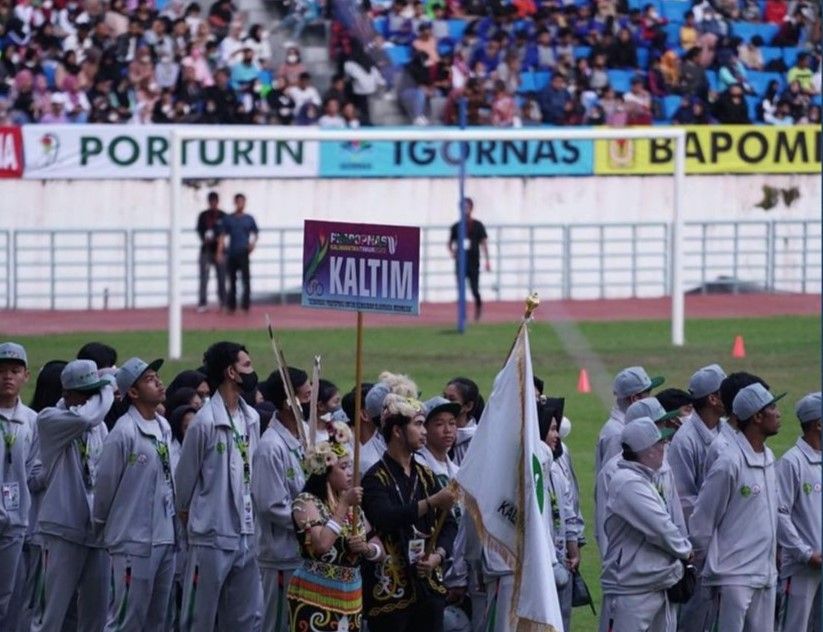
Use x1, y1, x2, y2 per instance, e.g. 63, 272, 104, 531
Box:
524, 292, 540, 319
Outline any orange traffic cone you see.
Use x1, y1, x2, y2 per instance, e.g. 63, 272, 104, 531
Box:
577, 368, 591, 394
732, 335, 746, 359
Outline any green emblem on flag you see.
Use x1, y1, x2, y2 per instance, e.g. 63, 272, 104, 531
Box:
127, 453, 137, 465
216, 441, 226, 455
532, 453, 544, 513
803, 482, 813, 495
740, 485, 752, 497
286, 467, 295, 480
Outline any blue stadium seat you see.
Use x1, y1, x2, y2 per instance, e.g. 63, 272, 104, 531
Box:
811, 94, 822, 107
731, 21, 779, 44
373, 16, 389, 38
663, 94, 684, 119
519, 71, 536, 93
660, 0, 689, 23
760, 46, 784, 67
636, 47, 650, 69
447, 19, 467, 40
745, 95, 759, 120
532, 71, 550, 91
783, 47, 802, 68
607, 69, 635, 93
664, 22, 682, 48
574, 45, 591, 60
748, 70, 784, 94
386, 45, 411, 66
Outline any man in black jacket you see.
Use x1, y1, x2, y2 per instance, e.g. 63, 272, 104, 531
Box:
713, 83, 751, 124
196, 192, 226, 312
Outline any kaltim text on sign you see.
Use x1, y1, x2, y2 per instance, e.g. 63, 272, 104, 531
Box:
301, 220, 420, 316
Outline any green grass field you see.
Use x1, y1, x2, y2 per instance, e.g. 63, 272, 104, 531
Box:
5, 314, 820, 631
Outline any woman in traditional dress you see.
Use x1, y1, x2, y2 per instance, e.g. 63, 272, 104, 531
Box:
288, 421, 385, 632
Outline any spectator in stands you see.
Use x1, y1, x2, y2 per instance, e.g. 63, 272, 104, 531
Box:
115, 17, 145, 64
495, 53, 523, 95
202, 67, 239, 123
490, 79, 517, 126
341, 101, 362, 127
764, 99, 795, 124
267, 75, 296, 124
648, 57, 669, 106
788, 52, 815, 94
397, 50, 432, 125
244, 24, 272, 69
563, 94, 586, 124
343, 42, 386, 126
585, 103, 606, 124
802, 104, 821, 123
279, 0, 321, 42
144, 17, 174, 60
609, 28, 638, 68
659, 51, 680, 91
757, 79, 782, 121
773, 7, 807, 46
534, 29, 557, 70
640, 3, 668, 52
287, 71, 322, 114
412, 22, 439, 67
718, 50, 753, 94
538, 72, 570, 124
155, 52, 180, 90
230, 47, 259, 91
782, 80, 810, 120
278, 46, 307, 86
624, 76, 653, 124
318, 97, 346, 127
680, 47, 709, 101
40, 93, 69, 123
590, 53, 609, 91
738, 35, 764, 71
713, 83, 751, 123
680, 11, 699, 50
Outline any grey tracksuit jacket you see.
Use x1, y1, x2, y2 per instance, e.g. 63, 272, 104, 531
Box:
689, 431, 778, 588
252, 417, 306, 570
93, 407, 176, 556
596, 448, 686, 555
37, 385, 113, 545
0, 400, 42, 538
776, 437, 821, 580
668, 412, 735, 528
174, 391, 260, 550
595, 406, 625, 476
556, 442, 586, 545
601, 460, 692, 595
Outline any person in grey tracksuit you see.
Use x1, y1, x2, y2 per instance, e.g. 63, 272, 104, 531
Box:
0, 342, 42, 630
600, 417, 693, 632
775, 392, 822, 632
595, 366, 664, 476
595, 398, 685, 558
689, 383, 783, 632
93, 357, 176, 632
252, 366, 309, 632
34, 359, 114, 632
174, 341, 263, 631
668, 364, 735, 632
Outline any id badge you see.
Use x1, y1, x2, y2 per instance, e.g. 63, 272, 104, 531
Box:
2, 482, 20, 511
242, 492, 254, 530
463, 238, 472, 251
408, 538, 425, 564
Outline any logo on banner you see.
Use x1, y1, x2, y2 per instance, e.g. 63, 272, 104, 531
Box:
607, 139, 635, 169
37, 133, 60, 167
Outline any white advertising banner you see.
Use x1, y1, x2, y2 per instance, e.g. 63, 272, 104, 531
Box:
22, 124, 319, 179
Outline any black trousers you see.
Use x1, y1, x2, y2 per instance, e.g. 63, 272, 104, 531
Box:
367, 595, 446, 632
226, 252, 251, 311
456, 266, 482, 308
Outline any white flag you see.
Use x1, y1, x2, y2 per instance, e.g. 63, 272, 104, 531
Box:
455, 324, 563, 632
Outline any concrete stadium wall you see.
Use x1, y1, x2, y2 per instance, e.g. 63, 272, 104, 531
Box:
4, 173, 820, 230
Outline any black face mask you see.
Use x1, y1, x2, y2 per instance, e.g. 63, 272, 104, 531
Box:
300, 402, 312, 420
236, 370, 258, 394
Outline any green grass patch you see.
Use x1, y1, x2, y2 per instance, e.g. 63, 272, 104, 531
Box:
5, 314, 820, 631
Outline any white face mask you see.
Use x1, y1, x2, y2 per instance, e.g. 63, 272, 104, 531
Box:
287, 54, 298, 63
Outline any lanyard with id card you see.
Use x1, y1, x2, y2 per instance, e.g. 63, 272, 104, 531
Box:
227, 407, 253, 532
382, 457, 432, 564
1, 418, 19, 511
149, 432, 176, 520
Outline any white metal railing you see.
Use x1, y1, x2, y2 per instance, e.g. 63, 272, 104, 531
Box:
1, 219, 819, 311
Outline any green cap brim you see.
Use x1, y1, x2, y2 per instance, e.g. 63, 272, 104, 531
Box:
658, 426, 676, 440
72, 378, 109, 392
656, 409, 681, 423
768, 392, 787, 408
649, 376, 665, 390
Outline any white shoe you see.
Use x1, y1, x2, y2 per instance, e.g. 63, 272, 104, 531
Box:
413, 115, 429, 126
196, 305, 208, 313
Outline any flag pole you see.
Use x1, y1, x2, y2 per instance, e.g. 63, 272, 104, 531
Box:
352, 310, 364, 530
308, 356, 321, 448
265, 314, 308, 449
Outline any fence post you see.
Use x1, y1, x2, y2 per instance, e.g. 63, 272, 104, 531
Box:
421, 227, 428, 303
49, 232, 56, 310
599, 225, 605, 299
766, 220, 775, 292
87, 231, 93, 310
528, 226, 535, 294
495, 226, 502, 301
631, 224, 638, 298
562, 226, 571, 299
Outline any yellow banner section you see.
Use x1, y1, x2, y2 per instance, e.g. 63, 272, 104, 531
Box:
594, 125, 821, 175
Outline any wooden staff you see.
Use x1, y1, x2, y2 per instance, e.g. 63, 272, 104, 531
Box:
265, 314, 308, 449
308, 355, 321, 448
351, 311, 364, 530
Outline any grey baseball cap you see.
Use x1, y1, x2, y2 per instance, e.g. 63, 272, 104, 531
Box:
61, 359, 109, 392
688, 364, 727, 399
795, 392, 822, 424
621, 416, 663, 453
423, 396, 461, 423
0, 342, 27, 367
732, 383, 786, 421
116, 357, 164, 394
365, 382, 391, 420
613, 366, 664, 399
625, 398, 679, 437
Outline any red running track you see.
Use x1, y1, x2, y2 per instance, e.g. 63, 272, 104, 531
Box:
0, 294, 818, 336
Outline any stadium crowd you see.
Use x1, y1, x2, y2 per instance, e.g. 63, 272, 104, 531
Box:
0, 0, 820, 126
0, 334, 819, 631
